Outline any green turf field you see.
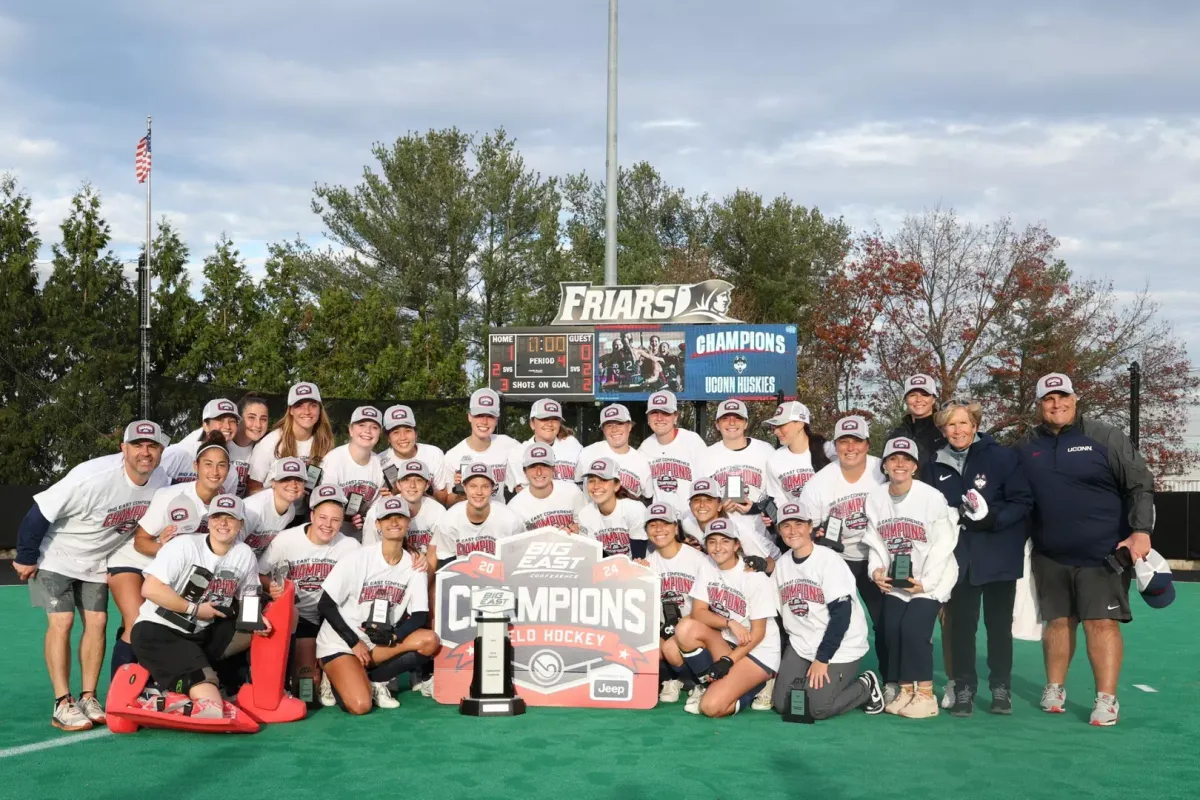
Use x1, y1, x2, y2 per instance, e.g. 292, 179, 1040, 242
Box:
1, 585, 1196, 800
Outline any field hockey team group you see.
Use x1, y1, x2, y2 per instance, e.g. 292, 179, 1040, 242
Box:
15, 370, 1167, 731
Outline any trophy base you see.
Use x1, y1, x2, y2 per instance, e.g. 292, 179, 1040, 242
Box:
459, 695, 527, 717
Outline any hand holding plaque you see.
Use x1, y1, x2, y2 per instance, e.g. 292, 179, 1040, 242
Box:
236, 586, 267, 632
889, 552, 914, 590
362, 598, 396, 645
816, 516, 846, 553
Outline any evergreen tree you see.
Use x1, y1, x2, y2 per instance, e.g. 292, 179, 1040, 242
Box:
148, 219, 200, 380
241, 238, 315, 393
40, 183, 137, 473
180, 234, 261, 385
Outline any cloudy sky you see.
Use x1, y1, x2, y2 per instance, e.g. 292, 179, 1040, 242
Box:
4, 1, 1199, 458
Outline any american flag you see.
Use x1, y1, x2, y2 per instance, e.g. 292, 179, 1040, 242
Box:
135, 132, 151, 183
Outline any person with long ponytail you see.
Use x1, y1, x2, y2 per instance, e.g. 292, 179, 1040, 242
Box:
246, 382, 335, 504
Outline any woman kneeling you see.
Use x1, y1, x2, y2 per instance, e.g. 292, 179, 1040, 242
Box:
315, 497, 440, 714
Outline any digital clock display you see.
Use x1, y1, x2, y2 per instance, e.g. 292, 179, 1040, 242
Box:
488, 327, 595, 399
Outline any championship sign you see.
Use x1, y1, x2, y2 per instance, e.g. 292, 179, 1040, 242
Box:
433, 527, 660, 709
552, 281, 741, 325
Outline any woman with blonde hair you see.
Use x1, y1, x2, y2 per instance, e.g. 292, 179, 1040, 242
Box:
246, 382, 335, 504
924, 398, 1032, 717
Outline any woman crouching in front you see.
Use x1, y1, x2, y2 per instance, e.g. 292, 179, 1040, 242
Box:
672, 519, 780, 717
315, 496, 440, 714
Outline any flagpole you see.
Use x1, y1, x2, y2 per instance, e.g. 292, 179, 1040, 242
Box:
139, 115, 152, 419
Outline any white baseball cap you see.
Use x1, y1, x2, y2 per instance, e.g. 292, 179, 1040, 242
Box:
123, 419, 170, 447
647, 391, 679, 414
269, 457, 307, 483
309, 484, 347, 509
646, 502, 678, 524
375, 496, 412, 520
1036, 373, 1075, 399
470, 388, 501, 418
715, 398, 748, 420
765, 401, 811, 427
166, 495, 202, 533
834, 415, 870, 440
397, 459, 432, 482
202, 398, 241, 422
288, 382, 322, 406
582, 456, 620, 481
531, 399, 564, 420
776, 501, 815, 524
600, 404, 631, 424
208, 494, 246, 521
522, 442, 556, 469
903, 374, 936, 397
703, 518, 739, 541
462, 461, 497, 486
350, 405, 382, 426
383, 405, 416, 430
1134, 549, 1175, 609
690, 478, 721, 499
882, 436, 919, 462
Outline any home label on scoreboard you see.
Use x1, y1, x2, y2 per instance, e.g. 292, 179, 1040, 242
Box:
488, 327, 596, 400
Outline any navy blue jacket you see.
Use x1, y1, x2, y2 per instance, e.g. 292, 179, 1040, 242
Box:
889, 414, 945, 475
922, 433, 1033, 585
1015, 416, 1155, 568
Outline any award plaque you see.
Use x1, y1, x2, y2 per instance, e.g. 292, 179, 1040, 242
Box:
305, 465, 323, 493
724, 475, 746, 503
236, 587, 267, 632
460, 587, 526, 717
344, 492, 363, 517
782, 677, 814, 723
818, 516, 846, 553
156, 565, 215, 633
660, 602, 682, 639
382, 464, 399, 493
453, 456, 473, 496
890, 553, 914, 589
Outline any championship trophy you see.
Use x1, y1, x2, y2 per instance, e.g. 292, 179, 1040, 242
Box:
460, 587, 526, 716
819, 516, 846, 553
236, 585, 267, 632
889, 553, 914, 589
782, 677, 814, 724
156, 565, 215, 633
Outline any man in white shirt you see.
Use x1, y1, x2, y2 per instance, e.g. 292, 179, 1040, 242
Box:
13, 420, 171, 732
639, 390, 707, 511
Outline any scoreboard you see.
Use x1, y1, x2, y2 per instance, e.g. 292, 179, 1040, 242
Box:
488, 327, 595, 399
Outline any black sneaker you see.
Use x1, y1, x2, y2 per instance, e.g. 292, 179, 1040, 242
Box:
951, 685, 975, 717
990, 685, 1013, 715
859, 670, 885, 715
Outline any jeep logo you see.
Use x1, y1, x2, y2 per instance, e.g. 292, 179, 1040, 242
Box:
589, 678, 632, 701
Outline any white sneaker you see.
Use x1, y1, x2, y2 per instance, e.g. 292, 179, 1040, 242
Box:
51, 697, 92, 732
751, 678, 775, 711
371, 682, 400, 709
77, 693, 106, 725
419, 676, 434, 699
941, 679, 957, 710
684, 685, 705, 715
659, 679, 684, 703
318, 673, 336, 707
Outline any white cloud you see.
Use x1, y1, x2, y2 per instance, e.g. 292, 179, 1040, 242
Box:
638, 118, 702, 131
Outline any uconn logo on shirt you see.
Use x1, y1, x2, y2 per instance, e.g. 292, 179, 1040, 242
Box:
1067, 446, 1094, 453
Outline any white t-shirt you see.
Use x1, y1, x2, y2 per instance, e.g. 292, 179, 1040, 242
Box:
108, 483, 215, 571
765, 446, 817, 507
159, 429, 242, 496
378, 444, 446, 492
507, 480, 585, 531
798, 458, 886, 561
321, 444, 385, 533
248, 429, 315, 484
864, 481, 960, 603
361, 496, 446, 554
315, 544, 430, 659
508, 436, 584, 485
773, 546, 870, 663
689, 565, 781, 672
430, 502, 524, 560
639, 428, 708, 510
647, 545, 718, 618
698, 438, 779, 561
257, 526, 361, 623
240, 489, 297, 556
227, 441, 254, 498
575, 441, 654, 500
437, 435, 521, 500
576, 499, 647, 557
135, 534, 259, 633
33, 458, 170, 581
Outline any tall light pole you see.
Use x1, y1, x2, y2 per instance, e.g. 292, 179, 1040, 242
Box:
603, 0, 619, 286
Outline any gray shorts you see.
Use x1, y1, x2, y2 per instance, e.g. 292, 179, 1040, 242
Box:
1031, 551, 1131, 623
29, 570, 109, 614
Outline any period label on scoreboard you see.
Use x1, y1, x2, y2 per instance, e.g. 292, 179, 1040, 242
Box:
489, 327, 596, 400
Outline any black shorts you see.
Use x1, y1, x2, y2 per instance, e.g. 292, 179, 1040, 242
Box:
131, 617, 240, 691
1031, 551, 1132, 623
296, 618, 321, 639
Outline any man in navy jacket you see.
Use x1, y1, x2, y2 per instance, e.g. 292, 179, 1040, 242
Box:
1016, 373, 1154, 727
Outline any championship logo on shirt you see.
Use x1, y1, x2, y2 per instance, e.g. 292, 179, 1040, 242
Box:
705, 582, 747, 619
829, 494, 869, 530
780, 470, 814, 496
434, 528, 660, 709
780, 579, 825, 618
289, 559, 338, 594
102, 501, 152, 536
879, 517, 928, 556
203, 568, 242, 607
660, 572, 695, 608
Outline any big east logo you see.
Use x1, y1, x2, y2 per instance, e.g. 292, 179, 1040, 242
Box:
780, 579, 825, 618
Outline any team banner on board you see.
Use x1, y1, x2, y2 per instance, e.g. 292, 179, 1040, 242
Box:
433, 527, 661, 709
552, 281, 742, 325
594, 323, 798, 402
